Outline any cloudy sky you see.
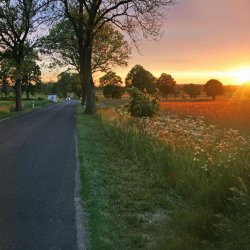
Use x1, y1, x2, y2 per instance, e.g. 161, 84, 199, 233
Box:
114, 0, 250, 85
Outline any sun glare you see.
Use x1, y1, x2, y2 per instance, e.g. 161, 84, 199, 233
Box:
232, 69, 250, 84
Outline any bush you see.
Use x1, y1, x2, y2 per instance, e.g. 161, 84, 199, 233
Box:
37, 96, 46, 101
127, 87, 159, 117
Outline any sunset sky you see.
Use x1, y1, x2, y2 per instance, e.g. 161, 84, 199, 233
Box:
115, 0, 250, 85
44, 0, 250, 85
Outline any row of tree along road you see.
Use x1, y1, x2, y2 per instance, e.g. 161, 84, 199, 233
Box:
1, 0, 248, 111
0, 0, 176, 114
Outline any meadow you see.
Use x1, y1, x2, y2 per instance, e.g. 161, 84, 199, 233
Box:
0, 98, 54, 120
79, 96, 250, 249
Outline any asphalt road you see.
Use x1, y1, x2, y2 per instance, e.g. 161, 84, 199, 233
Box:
0, 101, 78, 250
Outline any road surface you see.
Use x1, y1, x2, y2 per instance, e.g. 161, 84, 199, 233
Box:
0, 101, 78, 250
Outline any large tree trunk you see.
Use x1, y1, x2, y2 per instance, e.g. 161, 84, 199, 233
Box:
82, 69, 96, 114
80, 44, 96, 114
76, 15, 96, 113
15, 79, 23, 111
15, 52, 24, 111
80, 74, 86, 105
81, 88, 86, 105
26, 89, 30, 100
26, 84, 30, 100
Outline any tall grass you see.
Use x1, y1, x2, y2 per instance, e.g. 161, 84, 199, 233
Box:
77, 107, 173, 249
99, 108, 250, 249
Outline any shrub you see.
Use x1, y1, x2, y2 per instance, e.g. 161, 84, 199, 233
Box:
127, 87, 159, 117
37, 96, 45, 101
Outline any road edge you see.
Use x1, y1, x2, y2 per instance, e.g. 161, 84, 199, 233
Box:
74, 134, 89, 250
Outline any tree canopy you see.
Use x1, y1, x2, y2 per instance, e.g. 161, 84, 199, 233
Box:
55, 71, 82, 98
57, 0, 175, 113
204, 79, 224, 100
40, 20, 131, 74
99, 71, 122, 87
99, 71, 124, 99
1, 0, 175, 113
157, 73, 176, 100
125, 65, 156, 94
0, 0, 50, 110
183, 84, 201, 99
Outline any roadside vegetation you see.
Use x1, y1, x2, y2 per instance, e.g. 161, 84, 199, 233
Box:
0, 97, 54, 120
77, 105, 173, 250
77, 88, 250, 249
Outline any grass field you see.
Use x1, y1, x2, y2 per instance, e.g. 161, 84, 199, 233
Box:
0, 98, 55, 120
78, 96, 250, 249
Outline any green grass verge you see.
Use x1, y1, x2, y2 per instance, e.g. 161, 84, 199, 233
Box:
0, 99, 54, 120
77, 105, 172, 250
98, 110, 250, 249
77, 103, 250, 250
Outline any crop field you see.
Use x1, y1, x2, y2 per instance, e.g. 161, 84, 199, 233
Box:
161, 100, 250, 135
82, 96, 250, 249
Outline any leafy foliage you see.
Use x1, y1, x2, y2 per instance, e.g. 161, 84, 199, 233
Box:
0, 0, 50, 110
56, 72, 82, 98
40, 20, 131, 74
204, 79, 224, 100
103, 85, 124, 99
127, 87, 159, 117
125, 65, 156, 94
100, 71, 124, 99
99, 71, 122, 87
183, 83, 201, 99
157, 73, 176, 99
0, 59, 15, 98
21, 47, 41, 99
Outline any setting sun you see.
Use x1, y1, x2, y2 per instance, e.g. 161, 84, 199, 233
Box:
234, 69, 250, 83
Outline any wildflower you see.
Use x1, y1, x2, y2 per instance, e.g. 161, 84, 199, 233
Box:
229, 187, 239, 192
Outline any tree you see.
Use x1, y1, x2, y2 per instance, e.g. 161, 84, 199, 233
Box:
183, 84, 201, 99
53, 71, 82, 98
100, 71, 124, 99
57, 72, 73, 98
0, 45, 41, 100
0, 0, 50, 111
21, 48, 41, 99
59, 0, 175, 113
40, 21, 131, 74
103, 85, 124, 99
125, 65, 156, 94
157, 73, 176, 100
204, 79, 224, 100
0, 58, 15, 98
40, 20, 130, 105
99, 71, 122, 87
70, 73, 82, 98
